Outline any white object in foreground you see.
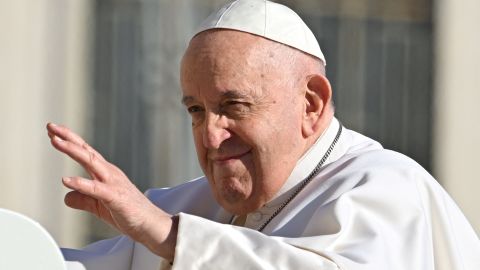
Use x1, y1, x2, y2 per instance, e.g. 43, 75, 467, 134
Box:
0, 208, 85, 270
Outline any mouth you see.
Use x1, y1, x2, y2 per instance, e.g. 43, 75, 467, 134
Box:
212, 150, 252, 164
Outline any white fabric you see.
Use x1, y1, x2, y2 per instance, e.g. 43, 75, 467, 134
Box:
194, 0, 326, 64
0, 208, 68, 270
62, 118, 480, 269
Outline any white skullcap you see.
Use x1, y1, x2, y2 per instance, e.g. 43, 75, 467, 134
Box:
194, 0, 326, 65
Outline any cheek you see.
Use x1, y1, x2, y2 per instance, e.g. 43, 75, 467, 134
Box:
192, 129, 208, 169
255, 107, 303, 162
275, 100, 303, 137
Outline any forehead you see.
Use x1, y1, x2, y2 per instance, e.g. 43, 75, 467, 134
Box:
180, 30, 276, 101
183, 30, 269, 76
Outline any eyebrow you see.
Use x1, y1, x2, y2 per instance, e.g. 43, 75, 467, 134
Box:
221, 90, 250, 100
181, 90, 250, 105
181, 96, 194, 105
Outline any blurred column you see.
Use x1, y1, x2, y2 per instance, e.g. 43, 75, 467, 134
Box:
0, 0, 93, 247
433, 0, 480, 234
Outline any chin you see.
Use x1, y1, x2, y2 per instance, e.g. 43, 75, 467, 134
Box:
218, 193, 266, 215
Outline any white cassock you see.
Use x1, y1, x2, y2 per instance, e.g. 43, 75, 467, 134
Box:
62, 118, 480, 270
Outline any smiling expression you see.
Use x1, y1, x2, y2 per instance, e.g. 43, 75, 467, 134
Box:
180, 30, 311, 214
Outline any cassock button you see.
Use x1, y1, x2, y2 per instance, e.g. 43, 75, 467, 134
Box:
251, 212, 263, 222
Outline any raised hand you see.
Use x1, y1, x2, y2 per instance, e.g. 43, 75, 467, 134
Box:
46, 123, 177, 260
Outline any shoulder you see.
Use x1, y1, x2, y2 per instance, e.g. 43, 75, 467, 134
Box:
337, 127, 431, 182
349, 148, 426, 174
330, 147, 434, 197
319, 128, 440, 207
308, 147, 435, 229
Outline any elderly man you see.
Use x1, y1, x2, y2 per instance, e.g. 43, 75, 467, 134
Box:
47, 0, 480, 269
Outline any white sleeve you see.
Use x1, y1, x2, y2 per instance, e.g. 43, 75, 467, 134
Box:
172, 213, 339, 270
62, 236, 135, 270
62, 235, 168, 270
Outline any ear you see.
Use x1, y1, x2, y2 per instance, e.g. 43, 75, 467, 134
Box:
301, 74, 332, 137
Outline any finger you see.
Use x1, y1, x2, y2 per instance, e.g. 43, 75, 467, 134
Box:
63, 177, 114, 204
47, 123, 106, 162
64, 191, 117, 226
64, 190, 94, 210
47, 123, 86, 146
52, 138, 110, 180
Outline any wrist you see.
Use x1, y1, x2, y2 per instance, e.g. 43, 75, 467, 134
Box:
137, 208, 178, 261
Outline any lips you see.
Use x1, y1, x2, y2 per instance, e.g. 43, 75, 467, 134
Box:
211, 150, 251, 163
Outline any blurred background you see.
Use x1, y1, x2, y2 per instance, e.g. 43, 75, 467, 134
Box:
0, 0, 478, 248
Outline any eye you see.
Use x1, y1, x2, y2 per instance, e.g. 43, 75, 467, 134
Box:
221, 100, 251, 117
223, 100, 249, 108
186, 105, 205, 127
225, 100, 241, 106
187, 105, 204, 114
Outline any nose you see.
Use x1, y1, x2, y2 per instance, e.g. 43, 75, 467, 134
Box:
202, 112, 231, 149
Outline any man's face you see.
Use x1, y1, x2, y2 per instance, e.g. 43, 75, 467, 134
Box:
180, 30, 307, 214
